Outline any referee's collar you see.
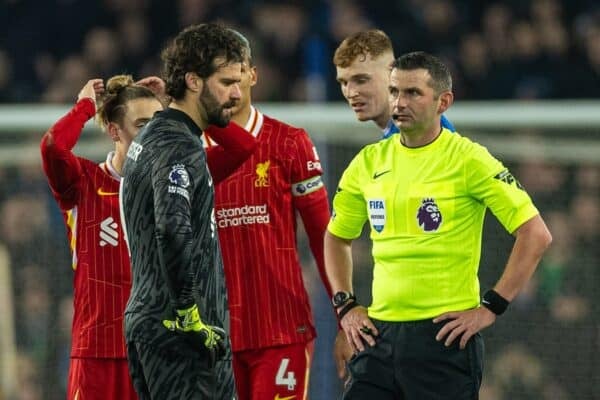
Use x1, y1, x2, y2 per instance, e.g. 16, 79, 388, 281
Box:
159, 108, 203, 137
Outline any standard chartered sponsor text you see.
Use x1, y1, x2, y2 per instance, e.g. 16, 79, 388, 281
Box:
216, 204, 270, 228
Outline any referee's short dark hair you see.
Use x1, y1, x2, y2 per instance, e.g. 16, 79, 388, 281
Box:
161, 23, 245, 100
392, 51, 452, 96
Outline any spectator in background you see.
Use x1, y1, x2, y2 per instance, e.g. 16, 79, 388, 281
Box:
511, 21, 550, 99
0, 49, 15, 102
484, 343, 571, 400
2, 1, 600, 102
456, 33, 491, 99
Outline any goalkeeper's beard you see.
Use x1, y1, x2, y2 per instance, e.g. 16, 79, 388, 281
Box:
200, 84, 236, 128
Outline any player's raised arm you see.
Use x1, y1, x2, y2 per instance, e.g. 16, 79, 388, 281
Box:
40, 79, 104, 209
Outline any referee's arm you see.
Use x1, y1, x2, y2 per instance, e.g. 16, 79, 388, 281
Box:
491, 214, 552, 301
325, 231, 378, 352
434, 214, 552, 349
324, 231, 353, 296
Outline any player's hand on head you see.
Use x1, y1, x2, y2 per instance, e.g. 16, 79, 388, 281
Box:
77, 79, 104, 106
163, 304, 228, 365
339, 305, 378, 353
136, 76, 166, 97
137, 76, 170, 107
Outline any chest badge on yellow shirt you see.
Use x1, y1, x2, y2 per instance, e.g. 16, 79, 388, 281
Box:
255, 160, 270, 187
368, 198, 386, 233
417, 198, 442, 232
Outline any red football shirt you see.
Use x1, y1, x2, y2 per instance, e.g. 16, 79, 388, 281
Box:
41, 100, 130, 358
207, 107, 331, 351
42, 100, 257, 358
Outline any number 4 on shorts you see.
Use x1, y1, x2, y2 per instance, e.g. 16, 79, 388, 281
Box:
275, 358, 297, 390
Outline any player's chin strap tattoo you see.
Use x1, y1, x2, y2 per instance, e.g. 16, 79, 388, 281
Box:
156, 245, 227, 365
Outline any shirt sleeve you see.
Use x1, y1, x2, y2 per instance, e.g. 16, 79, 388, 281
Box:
327, 151, 368, 239
466, 143, 539, 234
40, 98, 95, 209
151, 135, 207, 309
204, 122, 257, 184
288, 129, 332, 297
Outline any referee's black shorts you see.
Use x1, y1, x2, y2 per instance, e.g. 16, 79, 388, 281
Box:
343, 318, 484, 400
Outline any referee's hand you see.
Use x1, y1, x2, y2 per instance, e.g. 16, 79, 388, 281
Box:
333, 330, 353, 379
339, 305, 378, 353
433, 307, 496, 349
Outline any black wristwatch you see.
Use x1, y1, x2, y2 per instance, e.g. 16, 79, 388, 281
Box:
332, 291, 356, 309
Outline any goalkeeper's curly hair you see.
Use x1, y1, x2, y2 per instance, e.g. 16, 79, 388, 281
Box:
161, 22, 245, 101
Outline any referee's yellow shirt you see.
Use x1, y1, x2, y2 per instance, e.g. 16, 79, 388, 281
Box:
328, 129, 539, 321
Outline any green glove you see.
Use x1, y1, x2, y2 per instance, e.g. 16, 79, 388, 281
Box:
163, 304, 227, 362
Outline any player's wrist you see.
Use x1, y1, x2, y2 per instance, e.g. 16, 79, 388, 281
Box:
332, 291, 356, 309
175, 304, 202, 330
481, 289, 509, 315
337, 301, 359, 321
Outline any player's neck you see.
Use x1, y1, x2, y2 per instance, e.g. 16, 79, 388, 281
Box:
400, 121, 442, 148
170, 100, 208, 130
231, 104, 252, 128
111, 148, 125, 176
374, 111, 391, 130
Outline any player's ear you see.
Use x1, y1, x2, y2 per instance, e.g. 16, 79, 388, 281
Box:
106, 122, 121, 142
249, 66, 258, 87
437, 91, 454, 114
185, 72, 202, 93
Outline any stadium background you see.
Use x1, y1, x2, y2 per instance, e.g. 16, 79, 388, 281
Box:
0, 0, 598, 399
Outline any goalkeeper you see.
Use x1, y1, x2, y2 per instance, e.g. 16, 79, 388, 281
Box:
120, 23, 246, 399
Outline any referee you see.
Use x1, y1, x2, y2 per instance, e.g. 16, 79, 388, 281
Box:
120, 23, 245, 399
324, 51, 552, 399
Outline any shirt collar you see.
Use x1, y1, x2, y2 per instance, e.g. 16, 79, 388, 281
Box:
382, 119, 399, 139
243, 105, 264, 137
101, 151, 121, 181
159, 108, 203, 137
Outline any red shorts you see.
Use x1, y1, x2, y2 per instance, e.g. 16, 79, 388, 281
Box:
67, 358, 137, 400
233, 340, 315, 400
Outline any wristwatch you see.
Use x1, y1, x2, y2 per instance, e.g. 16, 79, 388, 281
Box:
332, 291, 356, 309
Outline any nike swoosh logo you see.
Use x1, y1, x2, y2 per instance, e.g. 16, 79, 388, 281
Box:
97, 188, 119, 196
274, 395, 296, 400
373, 170, 391, 179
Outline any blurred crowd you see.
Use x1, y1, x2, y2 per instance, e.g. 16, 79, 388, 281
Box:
0, 0, 599, 104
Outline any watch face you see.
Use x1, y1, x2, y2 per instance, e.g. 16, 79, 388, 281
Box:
333, 291, 350, 307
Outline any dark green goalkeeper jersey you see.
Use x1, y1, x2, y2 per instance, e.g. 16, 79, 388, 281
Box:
119, 108, 229, 349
